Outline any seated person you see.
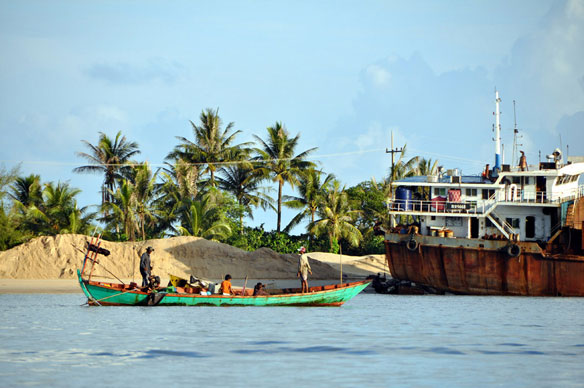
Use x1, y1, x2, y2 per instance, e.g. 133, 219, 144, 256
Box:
219, 274, 235, 295
253, 282, 269, 296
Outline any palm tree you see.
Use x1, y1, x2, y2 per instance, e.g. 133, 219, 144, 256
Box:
9, 175, 43, 208
60, 204, 94, 235
0, 164, 20, 205
389, 145, 419, 182
103, 180, 138, 241
416, 157, 438, 176
415, 157, 439, 200
176, 192, 231, 240
153, 160, 201, 235
310, 180, 362, 253
283, 167, 334, 233
216, 164, 274, 232
168, 108, 252, 187
9, 175, 46, 235
131, 162, 157, 241
311, 180, 362, 281
254, 122, 317, 232
368, 176, 393, 231
74, 131, 140, 205
43, 182, 82, 233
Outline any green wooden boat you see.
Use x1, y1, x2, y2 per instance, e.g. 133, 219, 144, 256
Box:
78, 270, 370, 307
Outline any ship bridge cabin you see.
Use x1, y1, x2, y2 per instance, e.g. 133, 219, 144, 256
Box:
389, 159, 584, 243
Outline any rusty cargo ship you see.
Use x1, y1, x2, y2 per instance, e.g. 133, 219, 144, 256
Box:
384, 91, 584, 296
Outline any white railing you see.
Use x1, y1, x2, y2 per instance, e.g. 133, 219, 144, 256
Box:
389, 184, 584, 215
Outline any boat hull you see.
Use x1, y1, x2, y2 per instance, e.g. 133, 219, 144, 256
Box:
78, 270, 370, 306
384, 234, 584, 296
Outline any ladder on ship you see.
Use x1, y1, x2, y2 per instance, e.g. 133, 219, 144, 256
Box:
487, 211, 516, 240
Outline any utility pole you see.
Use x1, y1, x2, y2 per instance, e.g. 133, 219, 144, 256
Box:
386, 132, 403, 228
386, 132, 403, 184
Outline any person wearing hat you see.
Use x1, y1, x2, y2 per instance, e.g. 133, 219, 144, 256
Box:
297, 246, 312, 293
140, 246, 154, 287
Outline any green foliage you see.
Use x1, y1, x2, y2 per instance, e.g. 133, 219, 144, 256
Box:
0, 207, 27, 250
227, 227, 310, 254
329, 237, 340, 254
311, 180, 362, 251
346, 181, 387, 230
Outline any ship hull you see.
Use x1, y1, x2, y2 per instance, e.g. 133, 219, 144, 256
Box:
384, 234, 584, 296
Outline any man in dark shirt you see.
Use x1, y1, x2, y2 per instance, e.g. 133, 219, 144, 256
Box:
140, 246, 154, 287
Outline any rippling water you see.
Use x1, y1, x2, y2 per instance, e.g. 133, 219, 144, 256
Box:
0, 292, 583, 387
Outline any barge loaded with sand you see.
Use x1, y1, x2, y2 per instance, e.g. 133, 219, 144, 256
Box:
383, 91, 584, 296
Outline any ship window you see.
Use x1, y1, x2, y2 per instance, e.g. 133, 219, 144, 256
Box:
465, 188, 477, 197
512, 176, 521, 184
505, 218, 520, 228
431, 216, 436, 220
482, 189, 495, 199
486, 218, 493, 227
446, 217, 462, 227
434, 188, 446, 196
526, 216, 535, 238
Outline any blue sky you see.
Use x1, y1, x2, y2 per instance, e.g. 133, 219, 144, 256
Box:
1, 0, 583, 233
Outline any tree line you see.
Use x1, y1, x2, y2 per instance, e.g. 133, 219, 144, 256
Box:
0, 108, 437, 254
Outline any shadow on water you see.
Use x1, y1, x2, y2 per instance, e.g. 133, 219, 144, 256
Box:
231, 343, 377, 356
139, 349, 208, 359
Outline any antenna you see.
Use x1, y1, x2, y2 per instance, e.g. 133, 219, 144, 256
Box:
559, 135, 563, 164
511, 100, 523, 168
494, 90, 502, 170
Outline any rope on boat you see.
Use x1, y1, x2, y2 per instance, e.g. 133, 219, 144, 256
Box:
84, 257, 126, 285
73, 244, 126, 285
82, 289, 135, 305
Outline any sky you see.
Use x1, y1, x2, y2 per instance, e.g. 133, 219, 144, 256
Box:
1, 0, 583, 233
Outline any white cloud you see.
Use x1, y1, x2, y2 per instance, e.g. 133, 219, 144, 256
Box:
322, 0, 584, 186
365, 65, 391, 87
84, 58, 183, 85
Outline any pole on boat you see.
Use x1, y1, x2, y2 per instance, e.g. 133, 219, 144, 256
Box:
241, 275, 248, 296
132, 246, 136, 284
87, 234, 102, 282
81, 227, 99, 276
339, 245, 343, 285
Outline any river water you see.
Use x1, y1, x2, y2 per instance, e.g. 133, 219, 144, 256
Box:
0, 292, 582, 387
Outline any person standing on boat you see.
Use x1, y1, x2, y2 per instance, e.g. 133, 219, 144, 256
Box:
140, 246, 154, 287
519, 151, 528, 171
297, 246, 312, 293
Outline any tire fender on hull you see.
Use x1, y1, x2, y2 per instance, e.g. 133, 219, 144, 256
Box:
407, 238, 419, 252
506, 244, 521, 258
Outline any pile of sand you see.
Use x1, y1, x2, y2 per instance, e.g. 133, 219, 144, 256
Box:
0, 235, 389, 283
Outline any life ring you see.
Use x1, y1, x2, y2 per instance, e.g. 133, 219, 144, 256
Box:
507, 244, 521, 258
407, 239, 419, 252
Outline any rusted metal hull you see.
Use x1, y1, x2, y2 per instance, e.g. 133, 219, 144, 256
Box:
384, 234, 584, 296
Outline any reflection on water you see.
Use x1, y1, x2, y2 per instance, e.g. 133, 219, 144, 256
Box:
0, 293, 583, 387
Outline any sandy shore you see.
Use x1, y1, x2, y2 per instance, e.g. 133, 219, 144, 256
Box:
0, 279, 80, 294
